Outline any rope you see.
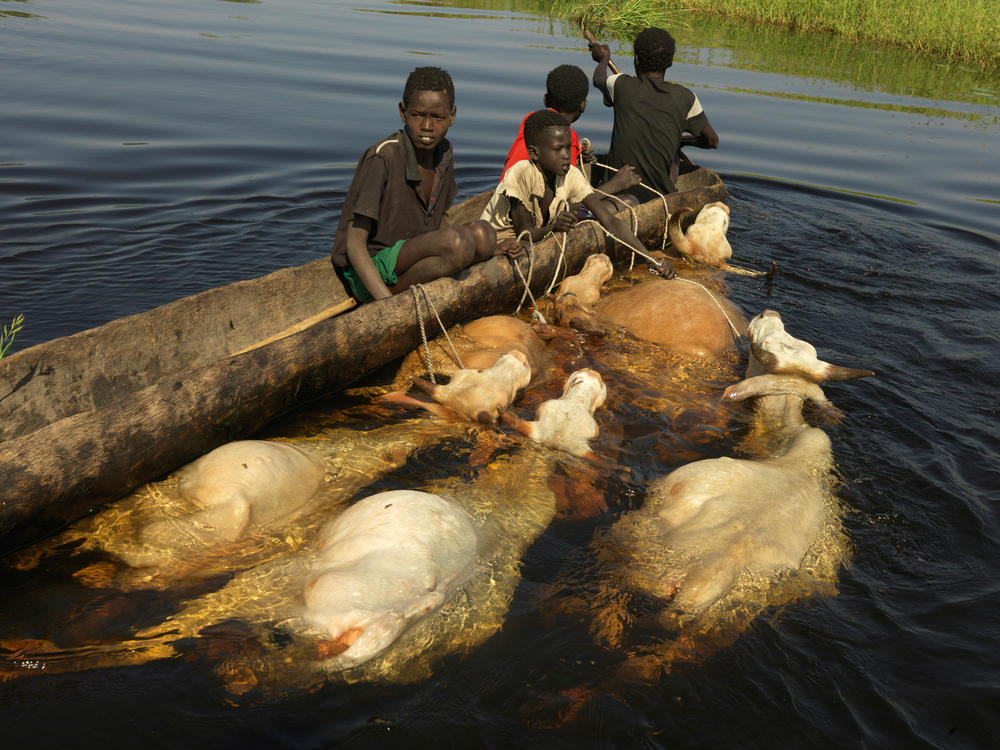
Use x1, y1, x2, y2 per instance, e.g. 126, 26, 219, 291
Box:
509, 230, 549, 324
410, 284, 464, 383
673, 276, 744, 342
578, 217, 668, 275
542, 231, 570, 297
592, 160, 672, 256
511, 229, 535, 313
590, 186, 640, 271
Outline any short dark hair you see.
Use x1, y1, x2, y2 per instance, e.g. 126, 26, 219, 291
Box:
523, 109, 568, 148
634, 27, 676, 72
545, 64, 588, 113
403, 66, 455, 108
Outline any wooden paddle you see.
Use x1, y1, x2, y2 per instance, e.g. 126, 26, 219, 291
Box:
233, 297, 356, 355
584, 30, 622, 74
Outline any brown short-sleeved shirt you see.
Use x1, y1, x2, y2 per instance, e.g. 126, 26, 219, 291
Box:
331, 129, 458, 268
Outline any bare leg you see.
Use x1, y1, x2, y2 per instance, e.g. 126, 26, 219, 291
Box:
599, 193, 638, 214
392, 221, 497, 293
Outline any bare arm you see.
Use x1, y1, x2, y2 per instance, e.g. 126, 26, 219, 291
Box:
682, 121, 719, 150
583, 192, 676, 279
511, 198, 576, 242
344, 215, 393, 300
589, 42, 612, 98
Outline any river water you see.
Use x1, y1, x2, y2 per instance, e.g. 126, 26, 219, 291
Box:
2, 1, 999, 748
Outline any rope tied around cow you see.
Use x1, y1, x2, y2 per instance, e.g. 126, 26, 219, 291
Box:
410, 165, 743, 384
590, 159, 672, 259
673, 277, 744, 343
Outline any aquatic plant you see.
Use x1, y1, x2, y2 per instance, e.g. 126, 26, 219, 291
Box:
0, 314, 24, 359
499, 0, 999, 71
681, 0, 999, 71
545, 0, 689, 36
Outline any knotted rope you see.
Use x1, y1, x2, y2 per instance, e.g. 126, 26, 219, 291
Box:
510, 229, 543, 321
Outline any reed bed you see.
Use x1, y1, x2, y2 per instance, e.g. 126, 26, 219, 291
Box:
542, 0, 999, 71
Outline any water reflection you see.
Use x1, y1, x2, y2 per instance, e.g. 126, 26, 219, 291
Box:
700, 82, 998, 128
0, 0, 41, 21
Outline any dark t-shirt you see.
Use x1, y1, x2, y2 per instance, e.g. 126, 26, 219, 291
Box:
599, 74, 709, 194
331, 129, 457, 268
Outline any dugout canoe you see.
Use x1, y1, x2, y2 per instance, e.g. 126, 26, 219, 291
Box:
0, 167, 725, 552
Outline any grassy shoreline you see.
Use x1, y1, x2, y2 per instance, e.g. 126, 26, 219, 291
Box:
543, 0, 999, 71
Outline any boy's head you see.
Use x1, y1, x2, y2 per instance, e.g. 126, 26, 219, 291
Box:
543, 64, 588, 123
399, 66, 456, 153
524, 109, 572, 177
633, 27, 676, 75
402, 66, 455, 109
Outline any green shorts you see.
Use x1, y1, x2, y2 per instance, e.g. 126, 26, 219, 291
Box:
341, 239, 405, 302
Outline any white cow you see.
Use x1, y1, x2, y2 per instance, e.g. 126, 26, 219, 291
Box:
598, 309, 872, 636
303, 490, 478, 670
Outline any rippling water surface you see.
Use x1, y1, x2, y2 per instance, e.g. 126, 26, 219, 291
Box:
2, 1, 999, 748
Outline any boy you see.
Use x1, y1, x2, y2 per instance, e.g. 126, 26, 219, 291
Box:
481, 109, 674, 278
589, 27, 719, 195
500, 64, 639, 197
331, 66, 498, 302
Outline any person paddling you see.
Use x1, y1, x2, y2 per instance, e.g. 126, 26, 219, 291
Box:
589, 27, 719, 197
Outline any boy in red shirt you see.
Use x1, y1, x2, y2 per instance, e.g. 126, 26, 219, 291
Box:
500, 65, 639, 198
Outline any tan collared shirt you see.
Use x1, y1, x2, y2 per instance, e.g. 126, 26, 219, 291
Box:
480, 160, 593, 240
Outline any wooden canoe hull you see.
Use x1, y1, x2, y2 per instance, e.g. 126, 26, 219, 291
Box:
0, 168, 725, 551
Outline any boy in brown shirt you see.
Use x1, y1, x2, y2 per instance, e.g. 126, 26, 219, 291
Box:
331, 67, 498, 302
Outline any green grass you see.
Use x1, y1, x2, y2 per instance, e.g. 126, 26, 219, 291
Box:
538, 0, 1000, 71
543, 0, 689, 35
0, 313, 24, 360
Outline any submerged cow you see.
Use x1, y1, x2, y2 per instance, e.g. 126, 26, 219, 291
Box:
503, 368, 607, 460
550, 253, 748, 358
594, 278, 746, 358
584, 309, 872, 677
304, 490, 479, 669
386, 314, 551, 391
667, 202, 775, 278
542, 254, 741, 465
123, 440, 325, 566
379, 350, 532, 423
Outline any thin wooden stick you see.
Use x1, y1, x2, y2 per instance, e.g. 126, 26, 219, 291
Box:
584, 30, 622, 75
233, 298, 356, 355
